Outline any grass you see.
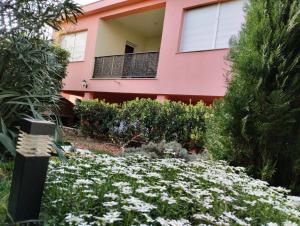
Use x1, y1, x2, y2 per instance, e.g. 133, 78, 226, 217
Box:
0, 161, 13, 225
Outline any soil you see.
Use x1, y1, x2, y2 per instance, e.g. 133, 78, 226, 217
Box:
61, 127, 122, 155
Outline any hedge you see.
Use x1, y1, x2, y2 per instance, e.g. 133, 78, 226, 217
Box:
73, 100, 119, 139
74, 98, 207, 150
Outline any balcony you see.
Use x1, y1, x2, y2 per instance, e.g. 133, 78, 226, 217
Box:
93, 52, 159, 79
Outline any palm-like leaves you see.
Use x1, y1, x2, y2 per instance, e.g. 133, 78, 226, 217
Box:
0, 0, 82, 35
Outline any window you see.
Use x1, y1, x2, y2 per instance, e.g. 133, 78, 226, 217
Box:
60, 31, 87, 62
180, 0, 246, 52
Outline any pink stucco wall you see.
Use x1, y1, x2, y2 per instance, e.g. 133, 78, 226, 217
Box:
61, 0, 231, 101
157, 0, 230, 97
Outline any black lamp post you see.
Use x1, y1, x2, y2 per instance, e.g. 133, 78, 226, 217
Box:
8, 118, 55, 224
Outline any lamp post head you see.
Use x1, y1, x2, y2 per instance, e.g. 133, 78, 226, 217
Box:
17, 118, 56, 156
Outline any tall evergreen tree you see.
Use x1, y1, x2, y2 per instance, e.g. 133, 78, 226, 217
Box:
207, 0, 300, 194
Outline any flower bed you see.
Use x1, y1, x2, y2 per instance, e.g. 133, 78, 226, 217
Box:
42, 154, 300, 225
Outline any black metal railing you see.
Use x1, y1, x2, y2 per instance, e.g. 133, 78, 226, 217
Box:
93, 52, 159, 78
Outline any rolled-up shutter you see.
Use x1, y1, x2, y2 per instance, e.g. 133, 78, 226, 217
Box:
180, 0, 246, 52
60, 31, 87, 62
73, 31, 88, 61
215, 0, 246, 49
60, 33, 76, 58
180, 4, 218, 52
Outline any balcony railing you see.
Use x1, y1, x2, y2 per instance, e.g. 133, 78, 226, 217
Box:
93, 52, 159, 79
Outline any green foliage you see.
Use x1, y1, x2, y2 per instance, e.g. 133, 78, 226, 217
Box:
206, 0, 300, 194
0, 0, 82, 36
117, 99, 207, 149
205, 101, 234, 160
74, 98, 207, 150
0, 0, 82, 159
117, 98, 162, 142
0, 161, 13, 224
122, 141, 192, 161
0, 35, 70, 159
74, 100, 119, 139
182, 102, 207, 149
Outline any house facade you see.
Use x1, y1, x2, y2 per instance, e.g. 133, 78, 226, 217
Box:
58, 0, 246, 104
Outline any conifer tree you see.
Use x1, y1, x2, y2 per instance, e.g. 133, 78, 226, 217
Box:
207, 0, 300, 194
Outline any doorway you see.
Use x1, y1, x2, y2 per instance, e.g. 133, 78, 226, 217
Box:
125, 44, 134, 54
123, 42, 136, 77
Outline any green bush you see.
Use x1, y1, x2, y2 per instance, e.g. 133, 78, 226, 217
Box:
205, 100, 234, 160
122, 141, 192, 161
0, 36, 71, 159
117, 99, 207, 149
182, 102, 207, 149
0, 161, 13, 224
74, 100, 119, 139
74, 98, 207, 150
117, 98, 162, 142
206, 0, 300, 194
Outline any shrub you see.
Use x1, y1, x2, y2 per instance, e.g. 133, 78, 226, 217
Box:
206, 0, 300, 194
117, 98, 207, 149
117, 98, 162, 142
0, 161, 13, 225
158, 101, 187, 143
121, 141, 192, 161
205, 100, 234, 160
181, 102, 207, 149
73, 100, 119, 139
75, 98, 207, 150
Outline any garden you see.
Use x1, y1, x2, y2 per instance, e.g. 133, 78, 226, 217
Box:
1, 0, 300, 225
42, 153, 300, 225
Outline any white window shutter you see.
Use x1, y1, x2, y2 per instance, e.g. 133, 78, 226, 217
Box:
180, 4, 218, 52
61, 34, 76, 60
73, 31, 87, 61
215, 0, 246, 49
60, 31, 87, 62
180, 0, 246, 52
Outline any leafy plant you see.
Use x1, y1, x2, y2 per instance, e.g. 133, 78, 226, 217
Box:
116, 98, 207, 149
0, 161, 13, 224
0, 0, 82, 159
117, 98, 162, 143
122, 141, 192, 161
74, 98, 208, 150
205, 100, 234, 160
74, 99, 119, 139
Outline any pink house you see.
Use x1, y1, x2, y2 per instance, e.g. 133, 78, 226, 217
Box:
58, 0, 246, 104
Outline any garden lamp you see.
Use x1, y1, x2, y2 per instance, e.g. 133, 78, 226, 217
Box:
8, 118, 55, 223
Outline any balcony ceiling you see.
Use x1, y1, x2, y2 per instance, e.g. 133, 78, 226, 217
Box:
112, 8, 165, 38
